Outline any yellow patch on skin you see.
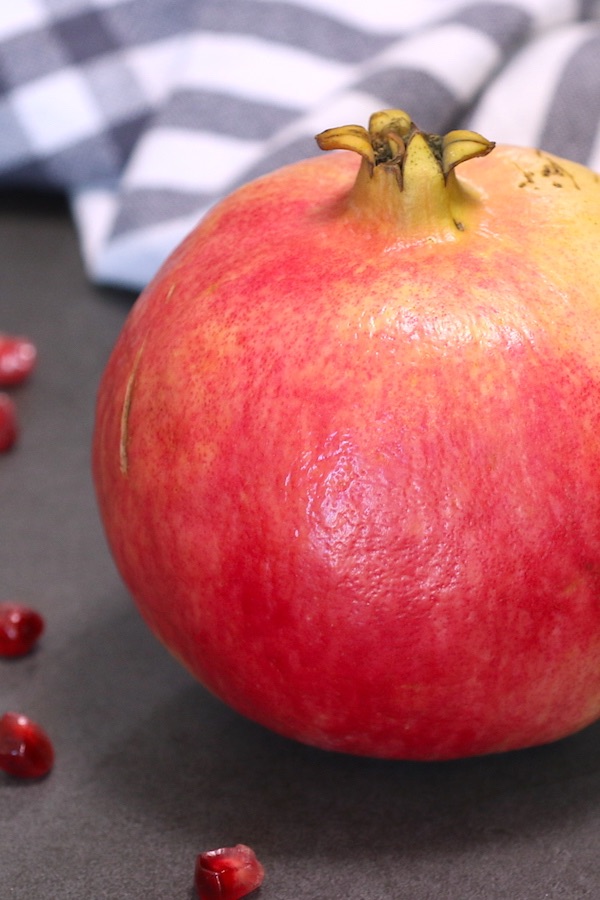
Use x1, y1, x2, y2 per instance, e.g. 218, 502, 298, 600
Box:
119, 340, 145, 475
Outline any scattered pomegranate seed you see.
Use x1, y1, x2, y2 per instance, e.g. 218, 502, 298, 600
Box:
195, 844, 265, 900
0, 392, 18, 451
0, 333, 37, 386
0, 603, 45, 657
0, 711, 54, 778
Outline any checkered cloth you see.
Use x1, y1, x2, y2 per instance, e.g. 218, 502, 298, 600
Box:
1, 1, 599, 291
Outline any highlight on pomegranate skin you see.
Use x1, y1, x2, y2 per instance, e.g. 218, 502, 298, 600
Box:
0, 333, 37, 386
0, 603, 45, 657
0, 711, 54, 779
195, 844, 265, 900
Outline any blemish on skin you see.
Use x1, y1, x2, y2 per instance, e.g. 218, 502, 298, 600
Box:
165, 283, 176, 302
539, 155, 580, 190
515, 165, 536, 189
119, 340, 146, 475
515, 155, 581, 191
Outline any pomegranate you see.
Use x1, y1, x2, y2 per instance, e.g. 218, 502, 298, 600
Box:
93, 109, 600, 760
0, 333, 37, 386
195, 844, 264, 899
0, 712, 54, 779
0, 603, 45, 657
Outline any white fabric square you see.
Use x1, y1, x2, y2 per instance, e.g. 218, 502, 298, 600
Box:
468, 22, 593, 148
71, 185, 119, 279
11, 68, 104, 154
371, 24, 500, 104
0, 0, 48, 40
253, 0, 472, 31
92, 212, 204, 287
124, 37, 185, 106
518, 0, 579, 30
124, 128, 264, 193
182, 33, 351, 109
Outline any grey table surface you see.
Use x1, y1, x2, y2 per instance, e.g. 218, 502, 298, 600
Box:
1, 191, 599, 900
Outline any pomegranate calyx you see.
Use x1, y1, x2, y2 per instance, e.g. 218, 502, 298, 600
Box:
441, 128, 496, 179
316, 109, 495, 242
316, 109, 493, 183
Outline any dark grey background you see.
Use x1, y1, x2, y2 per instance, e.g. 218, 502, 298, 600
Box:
1, 192, 599, 898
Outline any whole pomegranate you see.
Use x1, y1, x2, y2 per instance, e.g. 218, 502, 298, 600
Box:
93, 110, 600, 760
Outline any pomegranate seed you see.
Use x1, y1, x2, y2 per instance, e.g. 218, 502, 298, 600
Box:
195, 844, 264, 900
0, 603, 45, 657
0, 711, 54, 778
0, 392, 18, 451
0, 333, 37, 386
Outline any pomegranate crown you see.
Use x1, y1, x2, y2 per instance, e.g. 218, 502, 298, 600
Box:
316, 109, 494, 188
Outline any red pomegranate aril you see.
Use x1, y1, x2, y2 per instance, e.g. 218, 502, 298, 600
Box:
195, 844, 264, 900
0, 333, 37, 386
0, 603, 45, 657
0, 392, 17, 451
0, 712, 54, 778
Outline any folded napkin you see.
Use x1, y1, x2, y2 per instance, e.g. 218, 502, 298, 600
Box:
0, 0, 599, 291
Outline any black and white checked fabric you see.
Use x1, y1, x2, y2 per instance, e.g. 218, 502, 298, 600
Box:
1, 0, 599, 290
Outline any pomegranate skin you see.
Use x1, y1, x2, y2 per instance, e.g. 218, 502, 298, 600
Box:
93, 133, 600, 760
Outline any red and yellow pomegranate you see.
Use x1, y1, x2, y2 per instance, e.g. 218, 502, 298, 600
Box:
93, 110, 600, 760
